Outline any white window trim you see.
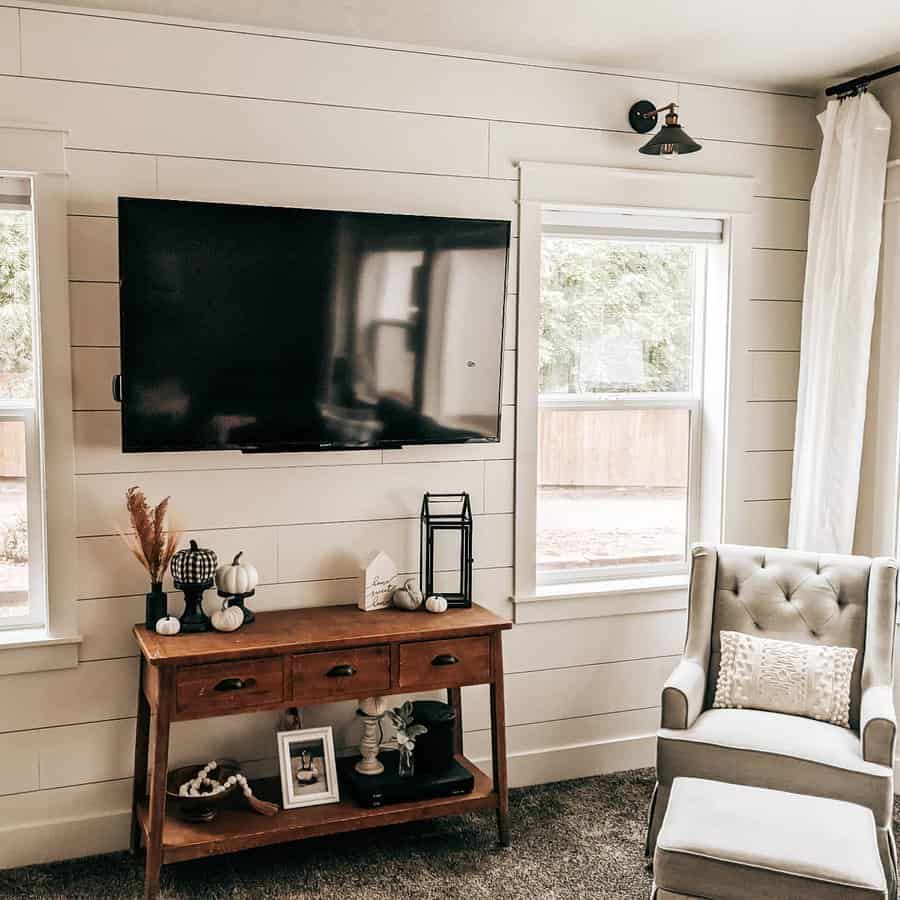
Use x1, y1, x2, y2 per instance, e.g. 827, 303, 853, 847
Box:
0, 123, 80, 672
513, 162, 755, 619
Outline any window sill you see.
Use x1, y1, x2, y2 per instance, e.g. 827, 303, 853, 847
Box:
512, 573, 689, 624
0, 627, 81, 675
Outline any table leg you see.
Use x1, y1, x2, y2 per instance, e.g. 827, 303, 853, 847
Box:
489, 631, 510, 847
130, 657, 151, 855
144, 673, 172, 900
446, 686, 463, 756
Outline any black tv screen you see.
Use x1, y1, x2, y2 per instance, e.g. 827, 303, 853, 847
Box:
118, 198, 510, 452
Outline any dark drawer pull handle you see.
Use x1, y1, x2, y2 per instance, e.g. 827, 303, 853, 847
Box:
432, 654, 459, 667
327, 664, 357, 678
214, 677, 255, 692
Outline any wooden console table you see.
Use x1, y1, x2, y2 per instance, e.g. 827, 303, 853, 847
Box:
131, 603, 512, 900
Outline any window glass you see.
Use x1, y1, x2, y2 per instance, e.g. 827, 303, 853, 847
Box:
0, 204, 38, 625
537, 236, 703, 579
0, 210, 34, 401
540, 238, 696, 394
537, 407, 691, 574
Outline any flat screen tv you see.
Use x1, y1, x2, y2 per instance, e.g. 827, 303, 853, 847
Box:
117, 198, 510, 452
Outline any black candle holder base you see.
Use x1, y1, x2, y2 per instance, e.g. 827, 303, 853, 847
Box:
177, 581, 212, 633
219, 589, 255, 625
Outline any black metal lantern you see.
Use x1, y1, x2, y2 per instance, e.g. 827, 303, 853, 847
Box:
420, 492, 473, 609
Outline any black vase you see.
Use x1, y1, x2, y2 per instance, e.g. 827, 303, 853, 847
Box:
145, 583, 168, 628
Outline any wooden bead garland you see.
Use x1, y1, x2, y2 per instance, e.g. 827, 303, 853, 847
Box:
177, 760, 254, 798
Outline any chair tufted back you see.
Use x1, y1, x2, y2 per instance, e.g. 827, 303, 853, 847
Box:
704, 544, 871, 728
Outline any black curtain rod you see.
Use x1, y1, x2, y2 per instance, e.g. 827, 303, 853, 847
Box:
825, 62, 900, 97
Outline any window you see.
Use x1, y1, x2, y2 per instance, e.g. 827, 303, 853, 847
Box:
536, 211, 719, 584
0, 177, 44, 628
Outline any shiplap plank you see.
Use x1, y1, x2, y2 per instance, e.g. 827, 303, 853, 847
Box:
68, 215, 117, 282
751, 249, 806, 300
489, 121, 816, 199
77, 527, 278, 600
503, 609, 686, 673
0, 75, 490, 177
739, 499, 791, 547
484, 459, 514, 514
745, 401, 797, 451
0, 8, 19, 75
21, 9, 670, 133
742, 450, 793, 501
504, 293, 517, 351
679, 83, 818, 149
748, 300, 802, 351
465, 706, 660, 760
0, 730, 40, 797
157, 155, 517, 229
71, 346, 117, 411
464, 655, 678, 728
73, 411, 382, 474
70, 282, 119, 347
752, 198, 809, 250
0, 659, 136, 733
750, 351, 800, 401
67, 149, 157, 216
75, 461, 487, 535
501, 349, 516, 406
277, 513, 512, 584
0, 777, 131, 829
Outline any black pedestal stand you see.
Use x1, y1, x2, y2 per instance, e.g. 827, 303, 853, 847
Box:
176, 578, 213, 632
219, 589, 256, 624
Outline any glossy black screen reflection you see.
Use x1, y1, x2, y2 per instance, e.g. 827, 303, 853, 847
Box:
118, 198, 510, 452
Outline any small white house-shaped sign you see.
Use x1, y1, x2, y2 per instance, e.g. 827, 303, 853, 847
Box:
360, 550, 398, 612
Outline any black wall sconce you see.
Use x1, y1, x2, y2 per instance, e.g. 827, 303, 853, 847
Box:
628, 101, 702, 156
420, 492, 473, 608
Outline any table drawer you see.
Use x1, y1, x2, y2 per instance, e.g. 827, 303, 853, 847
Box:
176, 657, 284, 717
293, 646, 390, 703
398, 636, 492, 689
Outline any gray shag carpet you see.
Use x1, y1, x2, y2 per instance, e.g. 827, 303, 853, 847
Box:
0, 768, 659, 900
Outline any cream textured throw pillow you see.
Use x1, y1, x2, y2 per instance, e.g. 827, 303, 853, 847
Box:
713, 630, 857, 727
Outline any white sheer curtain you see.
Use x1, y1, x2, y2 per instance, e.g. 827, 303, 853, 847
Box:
788, 93, 891, 553
855, 164, 900, 556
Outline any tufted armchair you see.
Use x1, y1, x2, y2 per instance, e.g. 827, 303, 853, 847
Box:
646, 544, 899, 892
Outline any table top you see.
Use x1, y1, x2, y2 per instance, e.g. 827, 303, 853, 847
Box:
134, 603, 511, 667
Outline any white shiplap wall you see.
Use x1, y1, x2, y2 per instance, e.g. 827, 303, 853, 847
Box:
0, 2, 816, 867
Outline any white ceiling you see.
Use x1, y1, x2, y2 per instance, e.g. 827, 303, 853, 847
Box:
44, 0, 900, 93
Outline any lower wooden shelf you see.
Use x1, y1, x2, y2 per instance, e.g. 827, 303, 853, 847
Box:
136, 755, 496, 864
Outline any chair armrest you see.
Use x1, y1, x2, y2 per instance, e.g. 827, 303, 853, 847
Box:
661, 659, 707, 730
861, 684, 897, 767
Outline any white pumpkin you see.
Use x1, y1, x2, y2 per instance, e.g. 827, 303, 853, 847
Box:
392, 577, 423, 611
155, 616, 181, 636
215, 551, 259, 596
425, 594, 448, 614
211, 603, 244, 632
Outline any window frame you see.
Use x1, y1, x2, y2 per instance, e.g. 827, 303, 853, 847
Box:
0, 125, 79, 662
0, 196, 48, 629
535, 231, 709, 586
513, 162, 755, 610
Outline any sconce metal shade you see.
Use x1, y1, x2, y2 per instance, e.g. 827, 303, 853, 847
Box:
628, 100, 702, 156
639, 122, 702, 155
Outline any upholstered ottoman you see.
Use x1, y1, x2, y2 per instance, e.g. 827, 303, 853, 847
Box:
651, 778, 887, 900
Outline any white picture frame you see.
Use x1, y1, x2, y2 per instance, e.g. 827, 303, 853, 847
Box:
276, 726, 340, 810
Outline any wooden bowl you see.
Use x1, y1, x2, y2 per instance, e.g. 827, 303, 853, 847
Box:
166, 760, 242, 822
